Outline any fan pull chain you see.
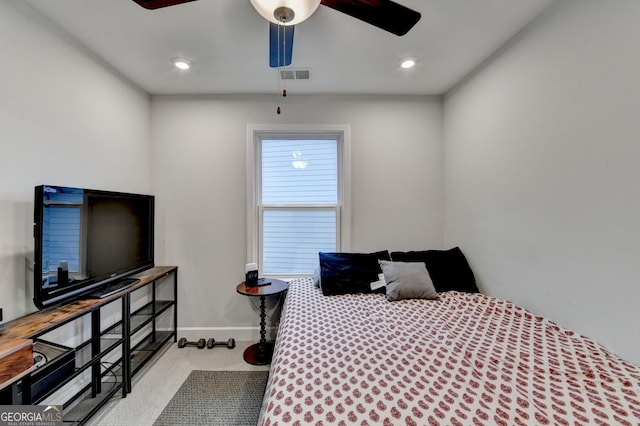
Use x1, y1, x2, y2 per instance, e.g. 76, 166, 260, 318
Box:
276, 19, 283, 114
275, 17, 288, 114
275, 21, 280, 114
281, 20, 287, 100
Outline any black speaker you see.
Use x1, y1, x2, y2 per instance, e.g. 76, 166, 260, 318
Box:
245, 263, 258, 286
245, 270, 259, 286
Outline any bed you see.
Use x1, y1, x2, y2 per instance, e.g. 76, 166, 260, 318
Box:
259, 274, 640, 425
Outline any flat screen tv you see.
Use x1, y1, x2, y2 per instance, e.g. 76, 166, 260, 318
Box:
33, 185, 154, 309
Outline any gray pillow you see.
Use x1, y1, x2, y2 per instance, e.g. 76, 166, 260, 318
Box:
379, 260, 438, 302
313, 266, 321, 288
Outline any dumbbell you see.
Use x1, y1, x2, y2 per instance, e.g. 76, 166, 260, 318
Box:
177, 337, 206, 349
207, 337, 236, 349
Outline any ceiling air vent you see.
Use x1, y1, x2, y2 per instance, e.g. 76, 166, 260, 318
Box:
280, 68, 310, 80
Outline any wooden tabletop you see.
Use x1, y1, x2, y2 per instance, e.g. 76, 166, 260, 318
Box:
236, 279, 288, 297
0, 266, 177, 343
0, 266, 177, 393
0, 338, 34, 390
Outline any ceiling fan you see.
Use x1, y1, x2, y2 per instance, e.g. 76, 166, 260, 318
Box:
132, 0, 421, 68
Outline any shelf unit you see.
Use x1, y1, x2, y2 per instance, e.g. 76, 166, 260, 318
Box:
0, 266, 177, 425
129, 299, 174, 378
57, 301, 127, 424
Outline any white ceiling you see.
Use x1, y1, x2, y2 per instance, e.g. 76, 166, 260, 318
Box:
24, 0, 556, 96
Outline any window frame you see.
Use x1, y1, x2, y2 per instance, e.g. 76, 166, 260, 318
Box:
246, 124, 351, 278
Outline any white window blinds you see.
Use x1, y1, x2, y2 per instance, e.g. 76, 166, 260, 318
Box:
260, 138, 340, 275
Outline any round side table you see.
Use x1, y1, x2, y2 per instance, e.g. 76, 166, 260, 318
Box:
236, 279, 288, 365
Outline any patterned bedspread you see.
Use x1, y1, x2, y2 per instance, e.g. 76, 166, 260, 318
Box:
259, 278, 640, 426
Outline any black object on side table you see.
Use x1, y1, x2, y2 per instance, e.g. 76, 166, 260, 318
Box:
236, 279, 288, 365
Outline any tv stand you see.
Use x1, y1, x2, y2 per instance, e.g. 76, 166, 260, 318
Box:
85, 278, 140, 299
0, 266, 177, 425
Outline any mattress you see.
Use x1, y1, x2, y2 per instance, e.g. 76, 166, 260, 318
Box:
260, 278, 640, 425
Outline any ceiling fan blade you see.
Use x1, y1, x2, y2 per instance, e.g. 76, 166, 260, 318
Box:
320, 0, 420, 36
269, 22, 295, 68
132, 0, 197, 10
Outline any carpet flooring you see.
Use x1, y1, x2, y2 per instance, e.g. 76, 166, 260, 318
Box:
153, 370, 269, 426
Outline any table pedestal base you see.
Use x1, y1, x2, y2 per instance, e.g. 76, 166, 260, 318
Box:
236, 280, 289, 366
243, 341, 275, 366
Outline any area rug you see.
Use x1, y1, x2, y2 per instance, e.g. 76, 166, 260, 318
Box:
153, 370, 269, 426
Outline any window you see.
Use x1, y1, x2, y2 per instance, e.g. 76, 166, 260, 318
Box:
247, 125, 350, 277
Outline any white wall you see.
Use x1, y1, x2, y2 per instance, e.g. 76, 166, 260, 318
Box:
443, 0, 640, 364
150, 94, 443, 337
0, 2, 150, 321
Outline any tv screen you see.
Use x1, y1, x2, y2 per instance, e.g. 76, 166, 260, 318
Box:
34, 185, 154, 309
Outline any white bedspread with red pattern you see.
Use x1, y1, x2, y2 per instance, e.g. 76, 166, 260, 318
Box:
259, 278, 640, 426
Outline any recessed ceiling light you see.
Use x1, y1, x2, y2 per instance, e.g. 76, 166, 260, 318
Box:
173, 58, 191, 70
400, 58, 416, 69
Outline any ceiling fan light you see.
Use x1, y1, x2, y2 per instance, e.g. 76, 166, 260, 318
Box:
250, 0, 321, 26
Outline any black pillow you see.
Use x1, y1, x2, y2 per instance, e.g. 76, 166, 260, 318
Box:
319, 251, 390, 296
389, 247, 478, 293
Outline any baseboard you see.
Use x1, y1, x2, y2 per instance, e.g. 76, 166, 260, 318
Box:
175, 326, 278, 342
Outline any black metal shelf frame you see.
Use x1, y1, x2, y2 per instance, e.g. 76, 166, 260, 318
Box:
23, 268, 178, 425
